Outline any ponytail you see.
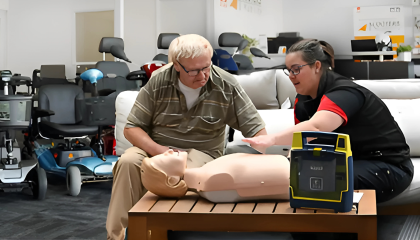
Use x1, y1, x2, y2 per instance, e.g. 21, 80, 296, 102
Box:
288, 39, 335, 71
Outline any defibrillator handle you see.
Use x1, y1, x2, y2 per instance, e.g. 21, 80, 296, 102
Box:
298, 131, 351, 153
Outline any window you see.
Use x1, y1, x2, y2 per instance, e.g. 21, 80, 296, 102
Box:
76, 10, 114, 62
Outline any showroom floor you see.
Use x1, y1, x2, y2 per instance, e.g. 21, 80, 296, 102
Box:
0, 173, 112, 240
0, 175, 411, 240
0, 134, 414, 240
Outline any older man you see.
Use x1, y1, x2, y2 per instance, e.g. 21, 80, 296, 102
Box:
106, 34, 266, 240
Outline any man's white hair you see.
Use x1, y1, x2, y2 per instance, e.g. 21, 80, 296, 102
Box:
168, 34, 213, 63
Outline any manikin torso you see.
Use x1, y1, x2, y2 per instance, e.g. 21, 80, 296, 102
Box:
149, 150, 290, 202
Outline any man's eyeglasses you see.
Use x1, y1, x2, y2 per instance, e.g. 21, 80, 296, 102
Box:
283, 62, 315, 76
177, 60, 211, 76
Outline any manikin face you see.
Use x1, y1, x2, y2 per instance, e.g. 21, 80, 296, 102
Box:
173, 50, 212, 89
285, 52, 321, 98
151, 149, 188, 185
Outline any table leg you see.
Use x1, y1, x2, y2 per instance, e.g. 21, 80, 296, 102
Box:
356, 216, 377, 240
128, 215, 148, 240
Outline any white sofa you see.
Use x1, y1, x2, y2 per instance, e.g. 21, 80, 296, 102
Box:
228, 70, 420, 207
114, 69, 420, 208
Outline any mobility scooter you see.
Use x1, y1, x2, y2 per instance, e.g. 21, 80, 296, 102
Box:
0, 70, 47, 200
29, 68, 119, 196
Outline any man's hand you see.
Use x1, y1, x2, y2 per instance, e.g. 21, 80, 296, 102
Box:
170, 148, 186, 153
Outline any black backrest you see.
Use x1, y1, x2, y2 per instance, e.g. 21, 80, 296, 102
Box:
233, 55, 254, 70
95, 61, 136, 95
99, 37, 125, 53
218, 32, 243, 47
152, 54, 169, 63
157, 33, 180, 49
32, 65, 69, 89
153, 33, 180, 63
38, 84, 84, 124
94, 37, 137, 94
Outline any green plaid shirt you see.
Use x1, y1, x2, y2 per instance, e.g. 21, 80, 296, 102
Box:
126, 63, 265, 159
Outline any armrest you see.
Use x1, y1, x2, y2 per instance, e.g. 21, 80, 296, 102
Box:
75, 76, 81, 85
126, 70, 147, 81
34, 108, 55, 118
98, 89, 116, 96
11, 75, 32, 86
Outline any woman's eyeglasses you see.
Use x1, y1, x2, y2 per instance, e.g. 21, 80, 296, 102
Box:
283, 62, 315, 76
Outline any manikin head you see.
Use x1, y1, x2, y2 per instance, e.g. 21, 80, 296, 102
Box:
141, 149, 189, 198
168, 34, 214, 89
284, 39, 335, 99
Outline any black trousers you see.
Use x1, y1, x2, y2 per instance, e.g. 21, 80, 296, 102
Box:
353, 159, 413, 203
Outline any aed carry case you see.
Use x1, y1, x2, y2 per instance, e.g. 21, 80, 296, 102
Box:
289, 131, 354, 213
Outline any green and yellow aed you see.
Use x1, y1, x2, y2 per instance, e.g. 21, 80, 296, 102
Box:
289, 131, 354, 213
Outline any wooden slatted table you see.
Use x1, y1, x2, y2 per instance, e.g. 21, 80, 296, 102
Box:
128, 189, 376, 240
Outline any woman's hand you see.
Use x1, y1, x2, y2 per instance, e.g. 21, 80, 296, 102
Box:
242, 134, 276, 153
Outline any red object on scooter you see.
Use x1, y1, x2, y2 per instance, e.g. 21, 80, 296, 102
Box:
142, 61, 166, 79
112, 138, 116, 156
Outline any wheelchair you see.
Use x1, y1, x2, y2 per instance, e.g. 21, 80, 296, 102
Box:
0, 70, 47, 200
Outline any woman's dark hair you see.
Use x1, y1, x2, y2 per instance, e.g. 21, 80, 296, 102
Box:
288, 39, 335, 71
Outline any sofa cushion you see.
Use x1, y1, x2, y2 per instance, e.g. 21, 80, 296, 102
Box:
382, 98, 420, 157
115, 90, 138, 155
226, 98, 420, 157
379, 157, 420, 206
354, 79, 420, 99
234, 70, 279, 109
226, 109, 295, 156
275, 70, 297, 109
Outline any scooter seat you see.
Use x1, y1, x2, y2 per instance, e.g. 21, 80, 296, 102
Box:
39, 121, 97, 138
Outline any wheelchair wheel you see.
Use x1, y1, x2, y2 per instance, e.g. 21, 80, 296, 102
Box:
28, 165, 48, 200
66, 166, 81, 196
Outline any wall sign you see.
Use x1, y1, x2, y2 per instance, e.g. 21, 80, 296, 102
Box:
220, 0, 262, 14
353, 5, 405, 58
414, 15, 420, 49
353, 5, 404, 37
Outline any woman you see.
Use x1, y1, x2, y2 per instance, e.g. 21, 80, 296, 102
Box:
243, 39, 414, 203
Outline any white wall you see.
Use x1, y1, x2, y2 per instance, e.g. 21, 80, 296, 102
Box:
114, 0, 124, 39
155, 0, 208, 57
157, 0, 207, 37
282, 0, 414, 56
123, 0, 283, 69
213, 0, 283, 46
212, 0, 284, 68
0, 10, 7, 70
0, 0, 8, 10
7, 0, 114, 79
123, 0, 157, 71
123, 0, 210, 70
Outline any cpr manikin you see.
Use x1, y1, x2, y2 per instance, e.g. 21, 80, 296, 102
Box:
140, 149, 290, 203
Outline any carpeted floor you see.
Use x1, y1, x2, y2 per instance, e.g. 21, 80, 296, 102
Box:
0, 134, 415, 240
0, 176, 412, 240
0, 173, 112, 240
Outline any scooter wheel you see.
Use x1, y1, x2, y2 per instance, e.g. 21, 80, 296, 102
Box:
66, 166, 81, 196
29, 165, 48, 200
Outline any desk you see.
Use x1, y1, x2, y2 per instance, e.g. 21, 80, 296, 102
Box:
350, 51, 396, 62
335, 51, 396, 62
334, 60, 414, 80
128, 190, 377, 240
